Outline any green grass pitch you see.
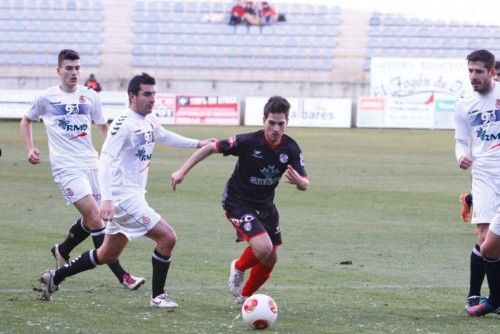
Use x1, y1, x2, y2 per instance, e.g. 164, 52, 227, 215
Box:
1, 120, 498, 333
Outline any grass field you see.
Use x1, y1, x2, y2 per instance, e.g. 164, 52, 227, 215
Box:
0, 120, 498, 333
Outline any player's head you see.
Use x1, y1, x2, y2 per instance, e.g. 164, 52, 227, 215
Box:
263, 96, 290, 145
57, 49, 80, 92
128, 72, 156, 116
466, 49, 495, 94
495, 61, 500, 82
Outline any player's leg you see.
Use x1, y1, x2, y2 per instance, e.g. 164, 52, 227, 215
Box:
145, 219, 178, 310
466, 226, 500, 316
460, 192, 473, 223
466, 177, 496, 308
39, 234, 128, 301
72, 176, 144, 289
239, 235, 277, 302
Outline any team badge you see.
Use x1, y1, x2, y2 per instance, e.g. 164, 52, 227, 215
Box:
66, 188, 74, 197
496, 99, 500, 109
243, 221, 252, 232
141, 216, 150, 225
79, 96, 86, 104
279, 154, 288, 163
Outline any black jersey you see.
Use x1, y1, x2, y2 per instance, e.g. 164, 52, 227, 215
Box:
217, 130, 307, 209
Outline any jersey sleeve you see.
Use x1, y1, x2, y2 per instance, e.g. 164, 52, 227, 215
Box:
101, 117, 128, 159
290, 142, 307, 177
218, 133, 247, 156
154, 118, 198, 148
454, 99, 470, 141
90, 91, 107, 125
25, 94, 46, 121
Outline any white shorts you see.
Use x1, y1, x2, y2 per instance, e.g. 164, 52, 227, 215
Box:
471, 174, 500, 225
490, 213, 500, 236
54, 169, 101, 205
105, 195, 161, 240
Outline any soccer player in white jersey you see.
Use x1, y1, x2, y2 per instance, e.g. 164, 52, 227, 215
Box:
453, 49, 500, 314
21, 49, 144, 290
37, 72, 215, 309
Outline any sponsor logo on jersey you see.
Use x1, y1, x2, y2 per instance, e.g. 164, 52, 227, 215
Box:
250, 165, 280, 186
58, 117, 88, 132
252, 150, 263, 159
279, 153, 288, 163
476, 128, 500, 141
135, 147, 152, 161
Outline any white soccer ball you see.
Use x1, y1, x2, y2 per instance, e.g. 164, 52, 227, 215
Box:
241, 294, 278, 330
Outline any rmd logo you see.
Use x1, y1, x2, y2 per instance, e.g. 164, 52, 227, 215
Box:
58, 118, 88, 131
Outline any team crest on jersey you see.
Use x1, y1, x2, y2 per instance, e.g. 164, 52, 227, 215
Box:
496, 99, 500, 109
279, 153, 288, 163
79, 96, 86, 104
66, 188, 74, 197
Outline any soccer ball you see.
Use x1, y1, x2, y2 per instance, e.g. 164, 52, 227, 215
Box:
241, 294, 278, 330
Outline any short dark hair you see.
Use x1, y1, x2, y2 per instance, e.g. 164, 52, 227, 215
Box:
58, 49, 80, 67
263, 95, 290, 119
467, 49, 495, 70
495, 61, 500, 71
127, 72, 156, 96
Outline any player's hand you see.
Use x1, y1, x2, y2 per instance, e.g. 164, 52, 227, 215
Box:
197, 138, 217, 148
284, 165, 308, 190
459, 155, 473, 170
27, 147, 40, 164
100, 200, 114, 222
170, 170, 185, 191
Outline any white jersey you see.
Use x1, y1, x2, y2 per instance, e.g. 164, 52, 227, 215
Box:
454, 83, 500, 176
99, 109, 199, 201
25, 84, 106, 174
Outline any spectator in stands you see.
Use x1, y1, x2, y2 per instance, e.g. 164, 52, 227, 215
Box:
229, 0, 245, 26
258, 1, 276, 26
242, 0, 260, 26
85, 74, 102, 92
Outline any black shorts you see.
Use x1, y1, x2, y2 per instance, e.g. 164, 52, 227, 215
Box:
224, 203, 282, 246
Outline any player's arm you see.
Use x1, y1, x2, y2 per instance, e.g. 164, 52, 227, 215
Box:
20, 115, 40, 164
454, 101, 472, 170
284, 165, 309, 191
171, 141, 219, 191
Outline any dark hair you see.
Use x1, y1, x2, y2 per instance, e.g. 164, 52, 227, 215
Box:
467, 49, 495, 70
495, 61, 500, 71
127, 72, 156, 96
263, 95, 290, 119
58, 49, 80, 67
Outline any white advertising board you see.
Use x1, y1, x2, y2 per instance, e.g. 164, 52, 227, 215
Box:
245, 97, 352, 128
357, 57, 470, 129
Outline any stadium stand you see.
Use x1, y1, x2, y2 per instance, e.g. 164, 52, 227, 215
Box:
365, 11, 500, 71
2, 0, 499, 97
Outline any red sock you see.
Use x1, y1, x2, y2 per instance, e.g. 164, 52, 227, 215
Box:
241, 262, 273, 297
235, 246, 259, 271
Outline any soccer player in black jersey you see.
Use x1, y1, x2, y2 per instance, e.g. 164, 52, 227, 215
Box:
171, 95, 309, 303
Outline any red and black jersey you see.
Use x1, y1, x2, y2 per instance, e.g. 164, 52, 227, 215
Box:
217, 130, 307, 209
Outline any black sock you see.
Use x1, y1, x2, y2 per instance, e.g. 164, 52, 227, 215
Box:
484, 257, 500, 306
53, 249, 99, 286
58, 218, 90, 259
91, 229, 127, 283
465, 194, 473, 207
152, 249, 171, 298
469, 244, 485, 297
